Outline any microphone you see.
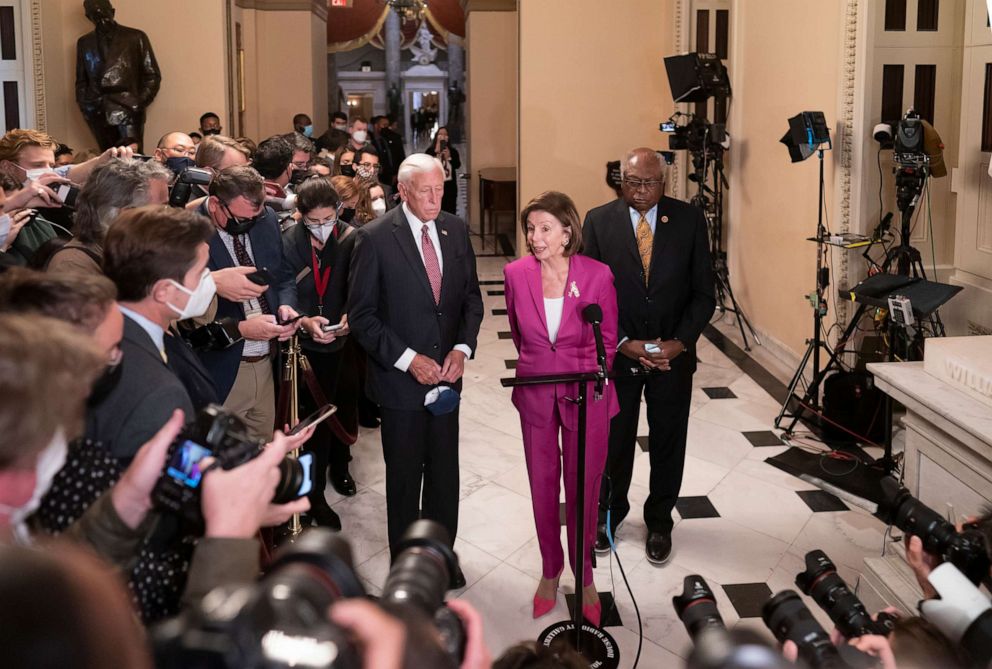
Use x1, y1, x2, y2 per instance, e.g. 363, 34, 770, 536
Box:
582, 304, 608, 386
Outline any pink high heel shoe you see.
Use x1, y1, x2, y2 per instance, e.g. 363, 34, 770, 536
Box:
533, 569, 563, 619
582, 585, 602, 627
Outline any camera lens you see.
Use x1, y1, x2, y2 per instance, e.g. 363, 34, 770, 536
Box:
272, 456, 309, 505
381, 521, 457, 614
762, 590, 844, 669
796, 550, 884, 638
673, 575, 725, 639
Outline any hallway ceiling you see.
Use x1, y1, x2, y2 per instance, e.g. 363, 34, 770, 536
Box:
327, 0, 465, 53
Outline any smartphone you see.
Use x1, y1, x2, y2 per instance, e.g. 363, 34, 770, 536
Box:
246, 267, 274, 286
439, 139, 448, 151
644, 343, 661, 354
277, 314, 304, 326
289, 403, 338, 435
321, 323, 345, 333
165, 439, 214, 489
56, 184, 80, 208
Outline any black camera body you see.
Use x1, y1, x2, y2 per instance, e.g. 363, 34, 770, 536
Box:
182, 318, 243, 352
153, 520, 464, 669
153, 405, 312, 528
875, 476, 990, 585
169, 166, 214, 209
796, 550, 896, 639
662, 114, 727, 154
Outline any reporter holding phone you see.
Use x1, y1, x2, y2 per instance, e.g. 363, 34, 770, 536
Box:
281, 177, 355, 529
197, 166, 302, 439
424, 127, 460, 215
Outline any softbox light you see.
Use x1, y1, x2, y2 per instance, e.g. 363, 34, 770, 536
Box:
780, 111, 831, 162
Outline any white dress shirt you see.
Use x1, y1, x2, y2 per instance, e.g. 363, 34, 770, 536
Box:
394, 202, 473, 372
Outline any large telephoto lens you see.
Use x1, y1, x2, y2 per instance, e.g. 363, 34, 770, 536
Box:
796, 550, 892, 638
761, 590, 845, 669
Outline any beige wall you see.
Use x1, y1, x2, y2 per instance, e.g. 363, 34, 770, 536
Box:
40, 0, 229, 153
724, 0, 845, 357
518, 0, 675, 249
465, 8, 518, 233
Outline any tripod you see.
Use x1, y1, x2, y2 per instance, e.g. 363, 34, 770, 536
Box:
687, 140, 760, 351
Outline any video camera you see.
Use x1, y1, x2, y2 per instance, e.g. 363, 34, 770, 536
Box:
169, 166, 213, 209
874, 475, 991, 586
152, 520, 466, 669
872, 109, 946, 213
181, 318, 243, 352
661, 112, 728, 154
152, 404, 313, 528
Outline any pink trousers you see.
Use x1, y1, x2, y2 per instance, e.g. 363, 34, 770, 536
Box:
521, 400, 608, 587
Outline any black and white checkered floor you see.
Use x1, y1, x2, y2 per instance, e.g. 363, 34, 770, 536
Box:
321, 255, 893, 667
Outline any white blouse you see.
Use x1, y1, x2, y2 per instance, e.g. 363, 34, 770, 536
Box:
544, 297, 564, 344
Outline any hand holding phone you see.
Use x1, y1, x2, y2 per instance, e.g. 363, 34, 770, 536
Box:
278, 314, 304, 326
246, 267, 274, 286
289, 404, 338, 435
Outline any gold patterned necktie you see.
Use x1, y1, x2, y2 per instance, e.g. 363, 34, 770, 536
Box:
636, 215, 653, 285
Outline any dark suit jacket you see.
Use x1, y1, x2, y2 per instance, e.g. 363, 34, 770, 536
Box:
197, 205, 299, 401
347, 205, 484, 410
86, 315, 194, 463
75, 24, 161, 119
582, 196, 715, 376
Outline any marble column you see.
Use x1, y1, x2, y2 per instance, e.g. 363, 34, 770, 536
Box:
385, 9, 402, 123
446, 38, 465, 142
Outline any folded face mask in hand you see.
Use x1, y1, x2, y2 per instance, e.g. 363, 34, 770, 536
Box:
424, 386, 460, 416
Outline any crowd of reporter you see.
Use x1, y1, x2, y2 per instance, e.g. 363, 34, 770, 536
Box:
0, 111, 988, 669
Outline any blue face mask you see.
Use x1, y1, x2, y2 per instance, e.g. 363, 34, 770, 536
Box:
165, 156, 195, 176
302, 125, 314, 138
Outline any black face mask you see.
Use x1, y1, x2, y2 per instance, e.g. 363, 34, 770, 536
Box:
340, 207, 356, 224
221, 201, 259, 235
340, 164, 356, 177
290, 168, 314, 187
87, 360, 123, 408
165, 156, 195, 176
202, 128, 221, 137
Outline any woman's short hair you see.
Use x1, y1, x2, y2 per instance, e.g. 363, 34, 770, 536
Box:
330, 175, 360, 203
0, 314, 103, 466
295, 176, 340, 215
519, 191, 583, 257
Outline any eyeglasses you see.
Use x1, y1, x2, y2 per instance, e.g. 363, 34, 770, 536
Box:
357, 162, 380, 171
167, 145, 196, 157
304, 213, 338, 226
622, 178, 663, 191
292, 160, 312, 170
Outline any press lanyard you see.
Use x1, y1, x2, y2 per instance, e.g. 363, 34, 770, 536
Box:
311, 247, 331, 315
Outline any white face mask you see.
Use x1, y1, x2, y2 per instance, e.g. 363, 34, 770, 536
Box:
167, 268, 217, 320
333, 123, 348, 132
307, 222, 336, 243
0, 213, 11, 249
23, 167, 56, 184
0, 429, 68, 544
371, 199, 387, 216
351, 130, 368, 144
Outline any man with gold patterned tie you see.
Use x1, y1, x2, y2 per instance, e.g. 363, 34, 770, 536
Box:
582, 148, 714, 565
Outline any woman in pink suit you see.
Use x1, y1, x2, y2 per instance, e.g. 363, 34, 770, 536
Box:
504, 191, 619, 627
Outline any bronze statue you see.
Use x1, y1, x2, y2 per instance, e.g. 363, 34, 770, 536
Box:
75, 0, 161, 152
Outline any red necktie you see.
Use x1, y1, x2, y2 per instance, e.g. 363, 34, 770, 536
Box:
421, 224, 442, 304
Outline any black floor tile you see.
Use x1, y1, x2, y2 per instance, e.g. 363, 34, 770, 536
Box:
505, 359, 517, 370
675, 496, 721, 519
498, 331, 513, 340
565, 591, 622, 628
796, 489, 849, 512
702, 324, 790, 405
487, 290, 505, 296
636, 436, 649, 452
742, 430, 784, 447
703, 387, 737, 399
492, 308, 507, 316
722, 582, 773, 618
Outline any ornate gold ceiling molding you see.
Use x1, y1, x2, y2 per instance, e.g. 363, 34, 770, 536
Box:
326, 7, 390, 53
235, 0, 328, 22
30, 0, 45, 132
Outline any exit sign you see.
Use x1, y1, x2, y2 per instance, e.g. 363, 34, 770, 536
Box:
330, 0, 353, 7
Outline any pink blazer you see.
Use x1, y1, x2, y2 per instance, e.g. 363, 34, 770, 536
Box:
504, 254, 620, 430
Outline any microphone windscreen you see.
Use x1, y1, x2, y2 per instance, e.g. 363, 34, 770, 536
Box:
582, 303, 603, 324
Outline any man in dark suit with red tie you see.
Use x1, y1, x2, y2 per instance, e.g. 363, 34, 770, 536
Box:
348, 153, 483, 584
582, 148, 715, 565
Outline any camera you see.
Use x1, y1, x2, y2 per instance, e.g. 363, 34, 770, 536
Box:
874, 475, 990, 585
873, 109, 947, 213
661, 113, 727, 154
762, 590, 873, 668
153, 404, 313, 527
673, 574, 726, 639
796, 550, 896, 639
169, 166, 214, 209
152, 520, 465, 669
181, 318, 243, 352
